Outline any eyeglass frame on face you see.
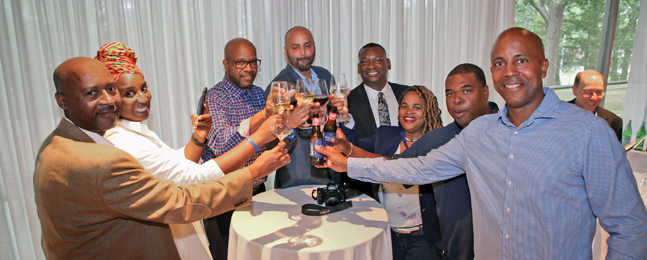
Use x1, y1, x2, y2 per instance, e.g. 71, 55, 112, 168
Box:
226, 58, 261, 69
580, 89, 606, 98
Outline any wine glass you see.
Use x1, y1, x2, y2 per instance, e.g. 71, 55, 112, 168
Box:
330, 73, 349, 124
269, 81, 290, 114
313, 79, 329, 106
296, 79, 315, 129
271, 111, 293, 142
330, 73, 349, 99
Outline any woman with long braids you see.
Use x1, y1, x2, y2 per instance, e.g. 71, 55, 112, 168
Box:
341, 85, 443, 260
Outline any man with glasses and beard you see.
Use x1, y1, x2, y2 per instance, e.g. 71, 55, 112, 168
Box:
201, 38, 273, 260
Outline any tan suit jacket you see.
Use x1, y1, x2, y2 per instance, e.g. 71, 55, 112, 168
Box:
34, 119, 253, 260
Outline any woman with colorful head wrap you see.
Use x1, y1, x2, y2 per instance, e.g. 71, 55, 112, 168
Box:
97, 42, 288, 260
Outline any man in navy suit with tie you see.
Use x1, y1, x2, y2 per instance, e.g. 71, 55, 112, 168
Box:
347, 43, 410, 140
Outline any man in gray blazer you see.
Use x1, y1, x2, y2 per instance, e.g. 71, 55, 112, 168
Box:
34, 57, 289, 259
348, 43, 410, 139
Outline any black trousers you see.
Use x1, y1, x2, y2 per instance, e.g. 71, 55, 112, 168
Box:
204, 184, 266, 260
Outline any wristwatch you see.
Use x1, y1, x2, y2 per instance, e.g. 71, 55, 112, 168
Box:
191, 134, 207, 147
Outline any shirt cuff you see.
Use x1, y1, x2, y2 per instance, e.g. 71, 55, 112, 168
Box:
238, 118, 252, 137
285, 129, 297, 142
202, 159, 225, 179
343, 113, 355, 129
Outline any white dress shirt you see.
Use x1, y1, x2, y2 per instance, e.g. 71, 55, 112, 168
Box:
364, 83, 400, 127
377, 147, 423, 229
104, 119, 221, 260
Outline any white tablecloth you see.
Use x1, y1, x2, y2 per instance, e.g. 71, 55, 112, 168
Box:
228, 185, 392, 260
592, 150, 647, 260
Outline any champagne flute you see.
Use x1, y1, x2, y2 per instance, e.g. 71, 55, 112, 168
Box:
296, 79, 315, 129
330, 73, 349, 124
271, 111, 293, 142
269, 81, 290, 114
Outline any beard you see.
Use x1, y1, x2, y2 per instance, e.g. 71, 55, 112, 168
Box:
226, 71, 255, 89
288, 52, 315, 71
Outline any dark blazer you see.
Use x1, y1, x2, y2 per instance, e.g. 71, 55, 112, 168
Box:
396, 122, 473, 260
265, 64, 332, 90
34, 118, 253, 260
264, 64, 342, 189
569, 98, 623, 141
343, 125, 441, 248
347, 82, 410, 139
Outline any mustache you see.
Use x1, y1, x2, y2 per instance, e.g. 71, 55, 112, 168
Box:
297, 57, 312, 62
96, 104, 117, 114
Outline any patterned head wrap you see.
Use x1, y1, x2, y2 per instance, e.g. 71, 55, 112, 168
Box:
94, 42, 143, 81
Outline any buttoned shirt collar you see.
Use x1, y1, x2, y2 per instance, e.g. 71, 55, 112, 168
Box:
118, 119, 150, 135
220, 77, 257, 99
497, 87, 558, 129
364, 82, 394, 101
292, 67, 319, 83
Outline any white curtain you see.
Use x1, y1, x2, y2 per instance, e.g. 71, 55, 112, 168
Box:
623, 0, 647, 136
0, 0, 514, 259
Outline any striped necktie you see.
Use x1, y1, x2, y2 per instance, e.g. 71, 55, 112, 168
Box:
378, 92, 391, 126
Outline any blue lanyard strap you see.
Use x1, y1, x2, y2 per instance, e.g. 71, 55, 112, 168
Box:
400, 128, 409, 149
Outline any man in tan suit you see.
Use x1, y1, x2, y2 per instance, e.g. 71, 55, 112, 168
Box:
33, 57, 290, 259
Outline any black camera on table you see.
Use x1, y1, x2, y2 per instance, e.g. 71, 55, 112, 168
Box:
311, 183, 356, 207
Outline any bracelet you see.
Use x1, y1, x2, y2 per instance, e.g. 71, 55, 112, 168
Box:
346, 143, 353, 157
191, 134, 207, 147
245, 137, 259, 152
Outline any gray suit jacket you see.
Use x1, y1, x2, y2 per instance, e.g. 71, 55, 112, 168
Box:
34, 118, 253, 260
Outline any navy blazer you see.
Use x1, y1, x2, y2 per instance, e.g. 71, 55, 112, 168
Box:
343, 125, 442, 248
264, 64, 343, 189
568, 98, 623, 141
265, 64, 332, 90
347, 82, 410, 139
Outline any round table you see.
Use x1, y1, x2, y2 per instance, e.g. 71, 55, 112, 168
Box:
228, 185, 392, 260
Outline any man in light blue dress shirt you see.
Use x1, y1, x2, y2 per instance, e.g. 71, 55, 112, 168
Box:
317, 27, 647, 259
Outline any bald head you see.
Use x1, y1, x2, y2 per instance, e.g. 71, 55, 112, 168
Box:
54, 57, 107, 94
223, 38, 258, 88
574, 70, 604, 87
491, 27, 545, 61
53, 57, 120, 135
284, 26, 316, 72
284, 26, 313, 47
224, 38, 257, 60
572, 69, 605, 112
490, 27, 549, 126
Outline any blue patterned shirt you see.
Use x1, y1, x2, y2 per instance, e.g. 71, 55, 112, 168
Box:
201, 78, 267, 186
348, 88, 647, 259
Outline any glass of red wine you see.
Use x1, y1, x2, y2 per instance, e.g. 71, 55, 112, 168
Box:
313, 79, 329, 106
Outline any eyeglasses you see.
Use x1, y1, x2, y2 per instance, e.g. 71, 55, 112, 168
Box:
580, 90, 606, 98
226, 59, 261, 69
